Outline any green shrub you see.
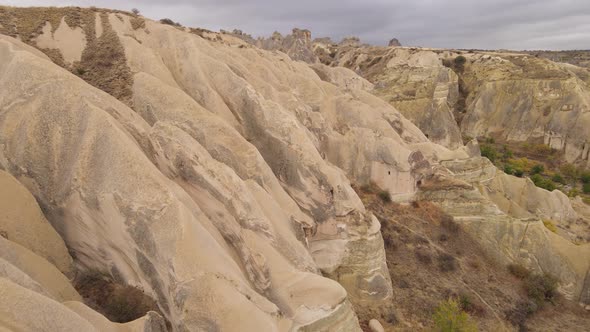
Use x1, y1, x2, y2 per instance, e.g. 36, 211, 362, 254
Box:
552, 173, 566, 185
531, 164, 544, 175
502, 145, 513, 159
581, 171, 590, 184
454, 55, 467, 67
504, 164, 514, 175
560, 163, 579, 184
480, 145, 498, 162
378, 190, 392, 203
433, 298, 478, 332
530, 174, 556, 191
508, 263, 530, 279
568, 189, 580, 197
514, 169, 524, 177
583, 183, 590, 194
525, 273, 558, 306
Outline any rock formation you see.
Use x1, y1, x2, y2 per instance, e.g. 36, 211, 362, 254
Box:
0, 6, 589, 331
317, 42, 590, 167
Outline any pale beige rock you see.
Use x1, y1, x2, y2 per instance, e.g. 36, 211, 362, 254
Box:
64, 301, 167, 332
369, 319, 385, 332
0, 277, 165, 332
0, 31, 364, 330
0, 237, 80, 302
0, 170, 73, 275
35, 18, 86, 64
0, 278, 97, 332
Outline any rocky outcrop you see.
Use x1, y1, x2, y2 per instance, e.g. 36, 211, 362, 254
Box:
0, 8, 465, 330
417, 157, 590, 302
317, 46, 464, 149
457, 53, 590, 167
225, 28, 318, 63
2, 6, 590, 330
319, 44, 590, 167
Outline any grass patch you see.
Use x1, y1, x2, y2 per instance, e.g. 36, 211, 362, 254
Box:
433, 298, 478, 332
542, 219, 557, 233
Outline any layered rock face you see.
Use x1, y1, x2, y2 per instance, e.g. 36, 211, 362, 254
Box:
457, 53, 590, 167
308, 40, 590, 304
318, 41, 590, 166
417, 158, 590, 300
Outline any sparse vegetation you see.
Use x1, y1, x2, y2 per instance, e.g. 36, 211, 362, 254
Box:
378, 189, 392, 203
160, 18, 182, 27
454, 55, 467, 67
480, 144, 498, 162
131, 8, 140, 15
506, 270, 559, 330
433, 298, 478, 332
531, 164, 544, 175
438, 253, 457, 272
415, 249, 433, 264
551, 173, 566, 185
530, 174, 556, 191
441, 214, 460, 233
524, 273, 558, 306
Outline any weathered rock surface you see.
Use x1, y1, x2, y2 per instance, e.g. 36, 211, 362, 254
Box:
313, 43, 464, 149
320, 41, 590, 166
0, 170, 73, 275
0, 8, 461, 330
418, 157, 590, 301
0, 277, 166, 332
2, 6, 590, 331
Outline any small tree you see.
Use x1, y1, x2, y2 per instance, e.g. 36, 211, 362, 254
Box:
454, 55, 467, 66
560, 163, 578, 185
131, 8, 140, 15
433, 299, 478, 332
480, 145, 498, 162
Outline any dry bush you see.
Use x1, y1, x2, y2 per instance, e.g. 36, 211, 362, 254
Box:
441, 214, 460, 233
508, 263, 530, 279
75, 272, 160, 323
415, 249, 432, 265
438, 253, 457, 272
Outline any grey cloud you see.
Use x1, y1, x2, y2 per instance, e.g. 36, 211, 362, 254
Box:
2, 0, 589, 49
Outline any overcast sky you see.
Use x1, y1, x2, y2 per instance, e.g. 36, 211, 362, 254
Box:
3, 0, 589, 50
